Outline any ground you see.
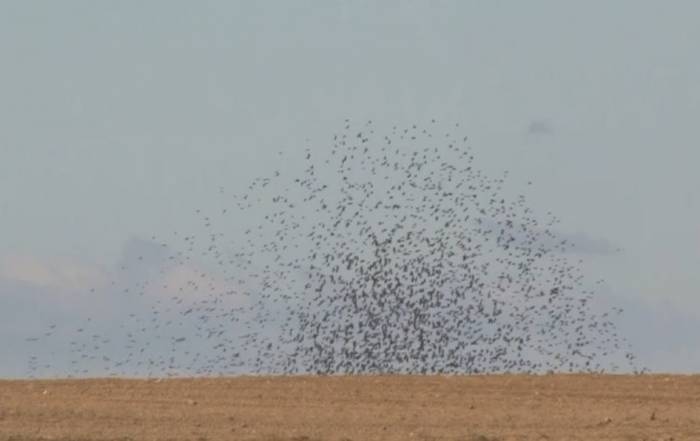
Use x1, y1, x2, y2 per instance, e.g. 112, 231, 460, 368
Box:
1, 375, 698, 440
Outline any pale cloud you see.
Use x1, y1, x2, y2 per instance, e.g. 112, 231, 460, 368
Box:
481, 217, 617, 256
0, 254, 107, 292
113, 236, 249, 307
0, 237, 247, 307
0, 238, 252, 378
557, 230, 617, 255
143, 263, 249, 307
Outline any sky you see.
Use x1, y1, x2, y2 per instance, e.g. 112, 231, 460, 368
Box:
1, 1, 699, 377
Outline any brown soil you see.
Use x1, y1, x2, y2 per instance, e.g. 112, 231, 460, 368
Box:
1, 375, 698, 441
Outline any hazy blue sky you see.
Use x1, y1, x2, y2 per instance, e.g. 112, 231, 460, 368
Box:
1, 1, 699, 376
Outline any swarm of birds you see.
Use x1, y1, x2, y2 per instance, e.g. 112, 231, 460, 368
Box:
25, 120, 643, 377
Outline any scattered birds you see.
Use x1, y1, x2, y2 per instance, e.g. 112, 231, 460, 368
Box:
24, 120, 643, 378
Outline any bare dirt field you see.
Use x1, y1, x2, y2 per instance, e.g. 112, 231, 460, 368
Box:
1, 374, 699, 441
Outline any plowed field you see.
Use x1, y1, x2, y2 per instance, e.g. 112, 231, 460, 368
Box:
1, 375, 698, 440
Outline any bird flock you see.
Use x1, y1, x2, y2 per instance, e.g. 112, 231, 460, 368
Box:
25, 120, 643, 377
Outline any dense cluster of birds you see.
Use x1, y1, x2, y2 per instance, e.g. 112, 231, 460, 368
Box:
25, 120, 643, 377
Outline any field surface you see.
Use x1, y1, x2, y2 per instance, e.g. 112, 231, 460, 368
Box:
1, 375, 699, 441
